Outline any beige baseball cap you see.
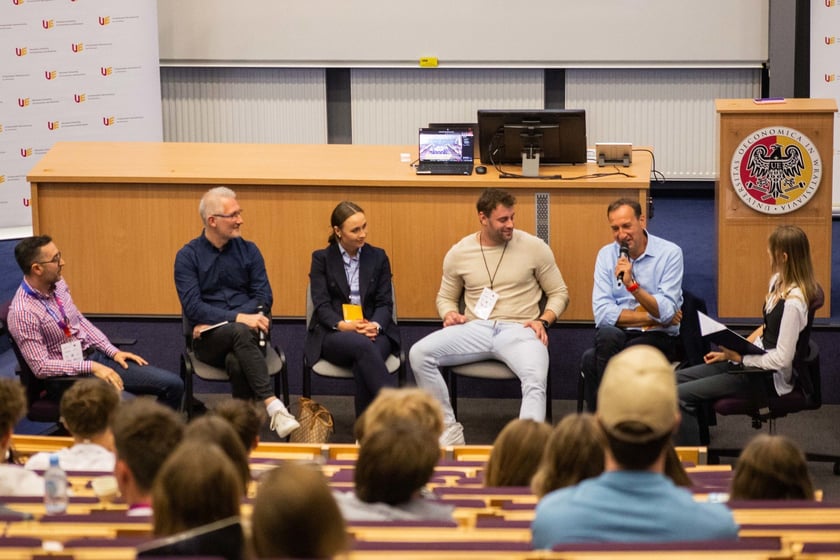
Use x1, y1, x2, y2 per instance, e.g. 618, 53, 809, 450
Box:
597, 345, 679, 442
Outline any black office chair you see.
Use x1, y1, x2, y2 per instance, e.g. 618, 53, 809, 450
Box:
699, 285, 840, 473
0, 301, 76, 425
302, 283, 405, 399
180, 313, 289, 419
442, 292, 553, 423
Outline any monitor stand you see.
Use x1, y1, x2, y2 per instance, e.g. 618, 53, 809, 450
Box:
521, 151, 540, 177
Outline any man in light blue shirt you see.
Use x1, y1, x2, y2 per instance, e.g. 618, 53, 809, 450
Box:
581, 198, 683, 411
532, 346, 738, 548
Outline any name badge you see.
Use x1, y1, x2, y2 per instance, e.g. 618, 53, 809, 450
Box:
61, 339, 84, 362
474, 287, 499, 320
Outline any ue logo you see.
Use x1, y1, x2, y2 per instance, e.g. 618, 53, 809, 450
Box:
826, 74, 836, 83
47, 121, 59, 130
98, 16, 110, 25
20, 148, 32, 158
100, 66, 112, 76
102, 116, 115, 126
730, 126, 822, 215
45, 70, 56, 80
71, 43, 83, 53
15, 47, 27, 56
18, 98, 30, 107
74, 94, 85, 103
42, 19, 54, 29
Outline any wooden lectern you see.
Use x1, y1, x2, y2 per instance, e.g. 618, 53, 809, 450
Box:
716, 98, 836, 319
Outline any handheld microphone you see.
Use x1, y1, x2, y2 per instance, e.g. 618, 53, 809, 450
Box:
256, 304, 267, 349
616, 243, 630, 285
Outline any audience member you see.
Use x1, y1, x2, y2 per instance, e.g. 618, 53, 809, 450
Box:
531, 413, 605, 498
484, 418, 552, 487
0, 379, 43, 496
730, 434, 815, 500
677, 225, 819, 445
175, 186, 298, 437
142, 441, 244, 560
335, 420, 452, 522
111, 399, 184, 516
8, 235, 183, 409
306, 201, 401, 417
354, 387, 444, 443
184, 415, 251, 494
251, 462, 347, 559
25, 378, 119, 472
410, 188, 570, 445
664, 443, 692, 487
213, 398, 265, 454
531, 346, 738, 547
582, 198, 683, 411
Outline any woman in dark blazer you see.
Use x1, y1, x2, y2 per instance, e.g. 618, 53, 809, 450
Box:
305, 201, 401, 416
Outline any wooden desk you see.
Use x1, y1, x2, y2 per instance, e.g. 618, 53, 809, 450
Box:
27, 142, 652, 319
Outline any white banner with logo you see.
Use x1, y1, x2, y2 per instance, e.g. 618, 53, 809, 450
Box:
0, 0, 162, 239
811, 0, 840, 214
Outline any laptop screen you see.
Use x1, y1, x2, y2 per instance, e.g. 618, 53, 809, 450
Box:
418, 128, 474, 164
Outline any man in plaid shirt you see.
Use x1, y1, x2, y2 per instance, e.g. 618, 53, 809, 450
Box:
7, 235, 183, 409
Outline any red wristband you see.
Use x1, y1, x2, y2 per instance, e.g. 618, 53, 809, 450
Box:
627, 281, 640, 293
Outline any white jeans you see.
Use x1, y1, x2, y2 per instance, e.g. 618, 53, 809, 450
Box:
409, 320, 549, 425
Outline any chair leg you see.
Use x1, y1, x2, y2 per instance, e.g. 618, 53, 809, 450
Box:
576, 371, 585, 414
181, 355, 194, 420
446, 368, 458, 420
302, 359, 312, 399
545, 368, 553, 423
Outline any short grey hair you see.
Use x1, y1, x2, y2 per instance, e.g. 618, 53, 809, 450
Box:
199, 186, 237, 225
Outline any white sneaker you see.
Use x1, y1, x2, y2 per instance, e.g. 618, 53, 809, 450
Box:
269, 408, 300, 438
439, 422, 465, 446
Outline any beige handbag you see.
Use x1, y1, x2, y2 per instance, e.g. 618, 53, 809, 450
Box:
289, 397, 334, 443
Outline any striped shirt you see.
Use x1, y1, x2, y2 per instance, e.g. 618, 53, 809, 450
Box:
7, 278, 119, 378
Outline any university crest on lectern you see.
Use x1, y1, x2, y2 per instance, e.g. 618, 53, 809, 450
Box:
730, 126, 822, 215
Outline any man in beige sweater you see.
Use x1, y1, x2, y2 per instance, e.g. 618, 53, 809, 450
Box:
409, 188, 570, 445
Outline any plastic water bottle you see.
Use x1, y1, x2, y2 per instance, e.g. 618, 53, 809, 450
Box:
44, 453, 68, 515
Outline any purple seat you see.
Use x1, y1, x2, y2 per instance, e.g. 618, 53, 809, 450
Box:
552, 536, 781, 553
801, 542, 840, 553
347, 520, 458, 528
475, 517, 531, 529
0, 537, 41, 547
352, 540, 532, 551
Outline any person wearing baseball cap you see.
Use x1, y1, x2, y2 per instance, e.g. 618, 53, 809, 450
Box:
532, 346, 737, 548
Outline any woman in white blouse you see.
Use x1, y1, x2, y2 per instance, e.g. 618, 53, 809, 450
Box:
677, 225, 819, 445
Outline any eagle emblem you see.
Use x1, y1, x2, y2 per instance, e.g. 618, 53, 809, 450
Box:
744, 143, 805, 201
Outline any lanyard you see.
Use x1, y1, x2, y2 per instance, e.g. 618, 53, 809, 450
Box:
479, 234, 508, 290
20, 281, 72, 337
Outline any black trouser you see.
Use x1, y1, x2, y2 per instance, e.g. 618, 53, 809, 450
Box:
582, 326, 677, 412
320, 331, 396, 417
194, 322, 273, 401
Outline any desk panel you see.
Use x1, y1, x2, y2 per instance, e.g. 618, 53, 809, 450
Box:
28, 142, 650, 319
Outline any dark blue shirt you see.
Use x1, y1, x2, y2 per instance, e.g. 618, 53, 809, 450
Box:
175, 233, 273, 328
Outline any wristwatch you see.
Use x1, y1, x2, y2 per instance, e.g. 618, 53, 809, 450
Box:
539, 319, 551, 330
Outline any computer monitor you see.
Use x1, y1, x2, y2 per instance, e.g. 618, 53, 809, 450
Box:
477, 109, 587, 176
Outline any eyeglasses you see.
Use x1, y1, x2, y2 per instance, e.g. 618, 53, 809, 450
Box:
212, 210, 243, 219
37, 252, 61, 265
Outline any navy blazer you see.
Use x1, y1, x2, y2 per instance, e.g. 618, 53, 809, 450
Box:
304, 242, 401, 366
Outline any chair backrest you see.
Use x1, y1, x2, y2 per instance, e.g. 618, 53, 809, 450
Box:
678, 289, 710, 367
792, 284, 824, 405
0, 301, 53, 418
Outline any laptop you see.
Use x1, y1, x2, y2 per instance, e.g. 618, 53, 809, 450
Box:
416, 127, 475, 175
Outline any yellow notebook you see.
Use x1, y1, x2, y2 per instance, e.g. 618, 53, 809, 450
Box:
342, 304, 364, 321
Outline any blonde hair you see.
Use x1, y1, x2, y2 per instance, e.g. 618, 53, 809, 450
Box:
355, 387, 444, 442
768, 225, 817, 307
484, 419, 552, 487
531, 413, 605, 497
